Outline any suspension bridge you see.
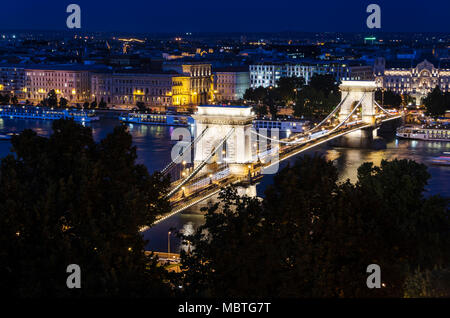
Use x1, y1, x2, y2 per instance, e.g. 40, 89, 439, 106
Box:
150, 80, 402, 225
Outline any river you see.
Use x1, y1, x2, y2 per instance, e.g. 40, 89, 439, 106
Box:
0, 117, 449, 253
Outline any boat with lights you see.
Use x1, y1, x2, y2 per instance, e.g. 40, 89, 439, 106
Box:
0, 105, 99, 122
396, 125, 450, 141
119, 112, 194, 126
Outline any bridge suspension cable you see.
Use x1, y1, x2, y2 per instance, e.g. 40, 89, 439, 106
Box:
161, 126, 209, 175
323, 93, 365, 135
165, 127, 235, 199
302, 92, 350, 134
250, 92, 351, 145
251, 93, 363, 146
374, 101, 393, 116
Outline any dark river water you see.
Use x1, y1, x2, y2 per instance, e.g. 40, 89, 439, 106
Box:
1, 117, 449, 253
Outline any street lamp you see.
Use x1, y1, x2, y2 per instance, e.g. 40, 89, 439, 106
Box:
168, 231, 171, 258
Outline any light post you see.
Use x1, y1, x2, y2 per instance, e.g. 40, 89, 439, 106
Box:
182, 160, 186, 179
168, 231, 171, 259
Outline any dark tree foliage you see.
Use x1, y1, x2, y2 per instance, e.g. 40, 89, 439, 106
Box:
276, 76, 305, 105
252, 104, 268, 117
10, 95, 18, 105
0, 94, 11, 105
99, 98, 107, 109
59, 97, 68, 108
424, 86, 450, 117
243, 77, 305, 118
374, 89, 403, 108
263, 88, 280, 120
294, 74, 340, 118
404, 266, 450, 297
46, 89, 58, 108
308, 74, 339, 95
244, 86, 270, 105
179, 155, 450, 297
0, 119, 172, 297
136, 101, 146, 111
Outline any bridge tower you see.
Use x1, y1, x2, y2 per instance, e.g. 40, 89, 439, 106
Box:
339, 81, 377, 125
192, 105, 256, 176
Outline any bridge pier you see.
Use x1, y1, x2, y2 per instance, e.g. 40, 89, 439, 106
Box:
192, 105, 256, 178
339, 81, 377, 125
332, 126, 386, 149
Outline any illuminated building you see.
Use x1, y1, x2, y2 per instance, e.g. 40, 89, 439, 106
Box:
24, 65, 92, 104
91, 72, 173, 108
163, 62, 213, 105
213, 68, 250, 101
375, 59, 450, 104
0, 66, 26, 97
249, 61, 373, 88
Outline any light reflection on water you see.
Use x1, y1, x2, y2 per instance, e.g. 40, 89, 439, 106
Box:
0, 118, 448, 253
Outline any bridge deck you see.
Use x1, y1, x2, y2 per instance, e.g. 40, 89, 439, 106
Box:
146, 115, 402, 226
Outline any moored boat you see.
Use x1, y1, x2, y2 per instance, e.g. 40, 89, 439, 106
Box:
0, 105, 99, 122
119, 112, 194, 126
396, 125, 450, 142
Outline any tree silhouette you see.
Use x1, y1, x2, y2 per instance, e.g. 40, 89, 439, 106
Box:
0, 119, 172, 297
424, 86, 449, 117
179, 155, 450, 297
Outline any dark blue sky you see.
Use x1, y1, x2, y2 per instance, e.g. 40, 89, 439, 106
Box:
1, 0, 449, 33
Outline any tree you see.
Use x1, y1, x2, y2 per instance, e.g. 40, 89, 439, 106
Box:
46, 89, 58, 108
10, 95, 18, 105
59, 97, 68, 108
263, 88, 280, 120
99, 98, 107, 109
0, 94, 10, 105
136, 101, 146, 111
90, 100, 97, 109
404, 267, 450, 297
276, 76, 305, 105
0, 119, 172, 297
424, 86, 449, 117
244, 87, 268, 105
294, 74, 340, 118
82, 101, 90, 109
309, 74, 339, 95
375, 89, 403, 108
252, 104, 268, 117
179, 155, 449, 297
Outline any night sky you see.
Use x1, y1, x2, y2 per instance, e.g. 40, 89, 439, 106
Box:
1, 0, 449, 33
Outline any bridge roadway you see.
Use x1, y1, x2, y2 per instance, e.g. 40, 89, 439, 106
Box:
145, 114, 401, 226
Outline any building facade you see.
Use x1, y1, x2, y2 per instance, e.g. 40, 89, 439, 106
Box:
249, 61, 373, 88
0, 66, 26, 98
91, 72, 174, 108
163, 62, 213, 105
375, 59, 450, 103
214, 71, 250, 101
0, 62, 215, 108
24, 66, 92, 104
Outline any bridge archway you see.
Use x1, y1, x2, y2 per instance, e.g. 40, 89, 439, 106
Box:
192, 105, 256, 176
339, 81, 377, 125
